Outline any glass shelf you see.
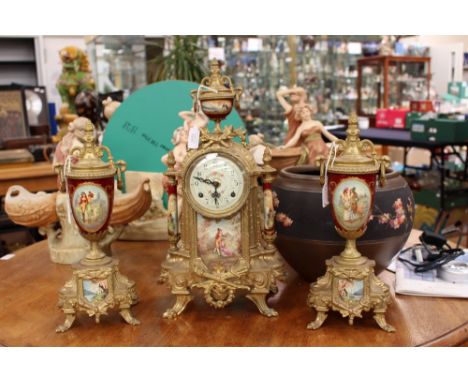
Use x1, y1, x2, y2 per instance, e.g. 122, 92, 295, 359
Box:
86, 35, 147, 97
357, 55, 431, 115
215, 35, 382, 143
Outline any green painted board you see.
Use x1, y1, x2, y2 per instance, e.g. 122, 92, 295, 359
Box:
102, 80, 244, 173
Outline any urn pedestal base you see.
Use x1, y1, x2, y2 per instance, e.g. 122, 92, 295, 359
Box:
56, 258, 139, 332
307, 254, 395, 333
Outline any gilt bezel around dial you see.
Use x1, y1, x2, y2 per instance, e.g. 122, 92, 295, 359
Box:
184, 151, 250, 219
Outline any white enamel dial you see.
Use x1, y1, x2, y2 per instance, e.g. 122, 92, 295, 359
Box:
188, 153, 245, 214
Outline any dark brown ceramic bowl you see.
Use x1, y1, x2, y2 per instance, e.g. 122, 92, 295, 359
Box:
273, 165, 415, 282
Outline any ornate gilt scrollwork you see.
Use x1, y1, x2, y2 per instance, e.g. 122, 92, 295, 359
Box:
160, 62, 285, 318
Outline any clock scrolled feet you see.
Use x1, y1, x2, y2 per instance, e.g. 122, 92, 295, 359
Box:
246, 293, 278, 317
120, 308, 140, 326
373, 313, 395, 333
163, 294, 193, 319
56, 313, 76, 333
307, 311, 328, 330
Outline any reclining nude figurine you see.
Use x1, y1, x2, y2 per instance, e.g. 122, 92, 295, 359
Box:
276, 86, 337, 165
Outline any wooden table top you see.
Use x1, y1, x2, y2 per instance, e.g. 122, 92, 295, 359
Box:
1, 230, 468, 346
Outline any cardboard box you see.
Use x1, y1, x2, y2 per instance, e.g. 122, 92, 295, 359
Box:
376, 108, 409, 129
448, 82, 468, 99
410, 100, 434, 112
405, 112, 423, 130
414, 188, 468, 210
410, 118, 468, 143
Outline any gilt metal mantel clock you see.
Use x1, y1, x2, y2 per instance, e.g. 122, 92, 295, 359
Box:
159, 60, 285, 318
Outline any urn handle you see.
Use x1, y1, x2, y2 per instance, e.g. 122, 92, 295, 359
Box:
316, 155, 325, 186
101, 145, 127, 190
379, 155, 391, 187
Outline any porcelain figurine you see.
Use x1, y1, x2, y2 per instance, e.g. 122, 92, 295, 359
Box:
5, 186, 89, 263
247, 133, 302, 170
5, 179, 152, 264
118, 171, 168, 241
53, 116, 89, 168
161, 110, 209, 170
54, 104, 78, 142
276, 86, 308, 144
56, 46, 95, 115
278, 103, 337, 165
161, 110, 209, 218
54, 46, 95, 141
379, 35, 395, 56
276, 86, 337, 165
102, 97, 121, 121
248, 133, 267, 165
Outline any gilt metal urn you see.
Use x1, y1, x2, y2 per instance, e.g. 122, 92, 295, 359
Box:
308, 113, 395, 332
56, 119, 139, 332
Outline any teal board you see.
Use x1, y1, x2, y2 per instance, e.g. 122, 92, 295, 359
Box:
102, 80, 244, 173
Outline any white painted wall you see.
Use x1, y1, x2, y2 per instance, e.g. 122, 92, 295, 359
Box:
402, 35, 468, 51
401, 36, 467, 94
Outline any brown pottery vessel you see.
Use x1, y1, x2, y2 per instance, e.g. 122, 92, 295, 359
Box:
273, 165, 415, 282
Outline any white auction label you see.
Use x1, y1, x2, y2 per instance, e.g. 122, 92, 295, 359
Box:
322, 175, 329, 208
187, 127, 200, 149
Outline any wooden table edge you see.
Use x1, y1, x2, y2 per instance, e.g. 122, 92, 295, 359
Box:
420, 321, 468, 347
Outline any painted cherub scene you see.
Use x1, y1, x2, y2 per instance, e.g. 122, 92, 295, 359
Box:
334, 182, 370, 230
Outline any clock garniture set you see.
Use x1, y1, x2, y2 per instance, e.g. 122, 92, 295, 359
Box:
159, 59, 286, 318
47, 60, 397, 334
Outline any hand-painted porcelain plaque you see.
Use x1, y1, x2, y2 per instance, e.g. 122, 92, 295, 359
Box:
332, 178, 371, 231
329, 174, 376, 233
83, 279, 109, 304
72, 183, 109, 233
197, 212, 241, 271
336, 278, 364, 304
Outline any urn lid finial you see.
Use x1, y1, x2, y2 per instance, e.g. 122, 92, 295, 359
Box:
329, 112, 380, 175
67, 119, 118, 179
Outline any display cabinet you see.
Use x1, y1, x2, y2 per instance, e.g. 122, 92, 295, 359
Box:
217, 36, 381, 145
357, 55, 431, 116
221, 35, 291, 145
86, 36, 147, 97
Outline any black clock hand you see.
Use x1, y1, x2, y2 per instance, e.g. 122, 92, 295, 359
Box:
194, 176, 221, 191
194, 176, 222, 206
212, 182, 221, 206
194, 176, 214, 186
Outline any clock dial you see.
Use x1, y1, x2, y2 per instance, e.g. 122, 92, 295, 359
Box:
188, 153, 245, 214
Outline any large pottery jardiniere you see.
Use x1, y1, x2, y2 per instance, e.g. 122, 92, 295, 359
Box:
273, 165, 414, 282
